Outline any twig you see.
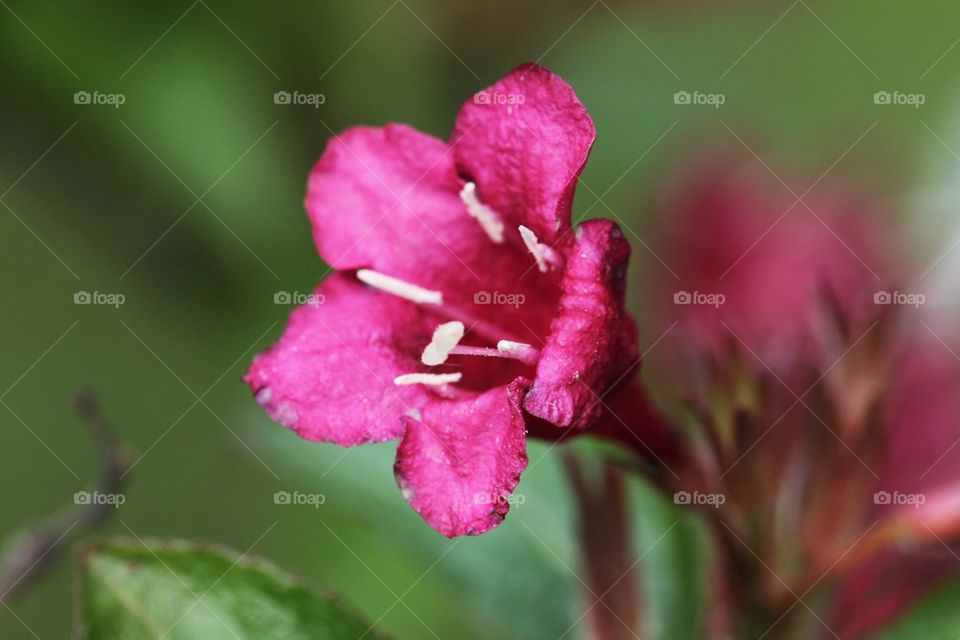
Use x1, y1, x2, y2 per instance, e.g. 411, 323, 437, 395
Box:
0, 392, 132, 601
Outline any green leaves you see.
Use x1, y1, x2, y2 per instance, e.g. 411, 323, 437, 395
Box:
878, 576, 960, 640
77, 539, 380, 640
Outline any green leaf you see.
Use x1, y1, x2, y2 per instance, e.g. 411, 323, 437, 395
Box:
77, 538, 381, 640
877, 576, 960, 640
626, 474, 707, 640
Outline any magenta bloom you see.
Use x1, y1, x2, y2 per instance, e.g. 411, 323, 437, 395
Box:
246, 64, 650, 537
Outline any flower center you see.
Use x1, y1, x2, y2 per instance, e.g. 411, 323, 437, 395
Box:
358, 185, 562, 389
391, 320, 540, 388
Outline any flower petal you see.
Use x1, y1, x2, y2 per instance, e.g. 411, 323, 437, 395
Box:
394, 379, 529, 537
451, 63, 596, 244
306, 124, 466, 278
524, 219, 639, 428
244, 274, 437, 446
305, 123, 561, 344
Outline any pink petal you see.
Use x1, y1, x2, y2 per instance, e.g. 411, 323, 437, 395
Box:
305, 123, 561, 345
306, 124, 466, 279
524, 219, 639, 428
244, 274, 437, 445
451, 63, 596, 244
882, 338, 960, 494
394, 380, 529, 537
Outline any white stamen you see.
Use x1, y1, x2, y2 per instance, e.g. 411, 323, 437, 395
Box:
394, 372, 462, 386
460, 182, 505, 243
356, 269, 443, 305
497, 340, 533, 354
497, 340, 540, 365
421, 321, 465, 366
518, 225, 554, 273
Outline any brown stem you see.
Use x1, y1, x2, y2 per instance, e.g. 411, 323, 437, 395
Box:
0, 392, 131, 601
563, 450, 645, 640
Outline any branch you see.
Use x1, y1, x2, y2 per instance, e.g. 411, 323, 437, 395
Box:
0, 392, 132, 601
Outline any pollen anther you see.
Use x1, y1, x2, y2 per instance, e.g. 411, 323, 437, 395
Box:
421, 321, 465, 366
518, 225, 560, 273
460, 182, 505, 243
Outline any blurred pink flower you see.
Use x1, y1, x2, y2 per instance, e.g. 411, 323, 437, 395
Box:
654, 155, 960, 638
246, 64, 661, 537
657, 155, 889, 368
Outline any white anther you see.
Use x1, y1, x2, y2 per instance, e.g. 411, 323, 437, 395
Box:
497, 340, 533, 355
421, 321, 465, 366
393, 372, 463, 386
518, 225, 552, 273
460, 182, 505, 243
356, 269, 443, 305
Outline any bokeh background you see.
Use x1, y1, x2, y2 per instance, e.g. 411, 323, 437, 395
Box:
3, 1, 960, 638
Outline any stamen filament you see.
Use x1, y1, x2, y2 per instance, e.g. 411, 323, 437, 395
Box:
447, 341, 540, 366
357, 269, 443, 305
394, 372, 462, 386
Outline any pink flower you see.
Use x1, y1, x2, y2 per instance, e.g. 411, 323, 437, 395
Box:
245, 64, 658, 537
654, 154, 960, 638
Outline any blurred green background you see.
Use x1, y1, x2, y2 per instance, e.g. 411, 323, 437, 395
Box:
3, 1, 960, 638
